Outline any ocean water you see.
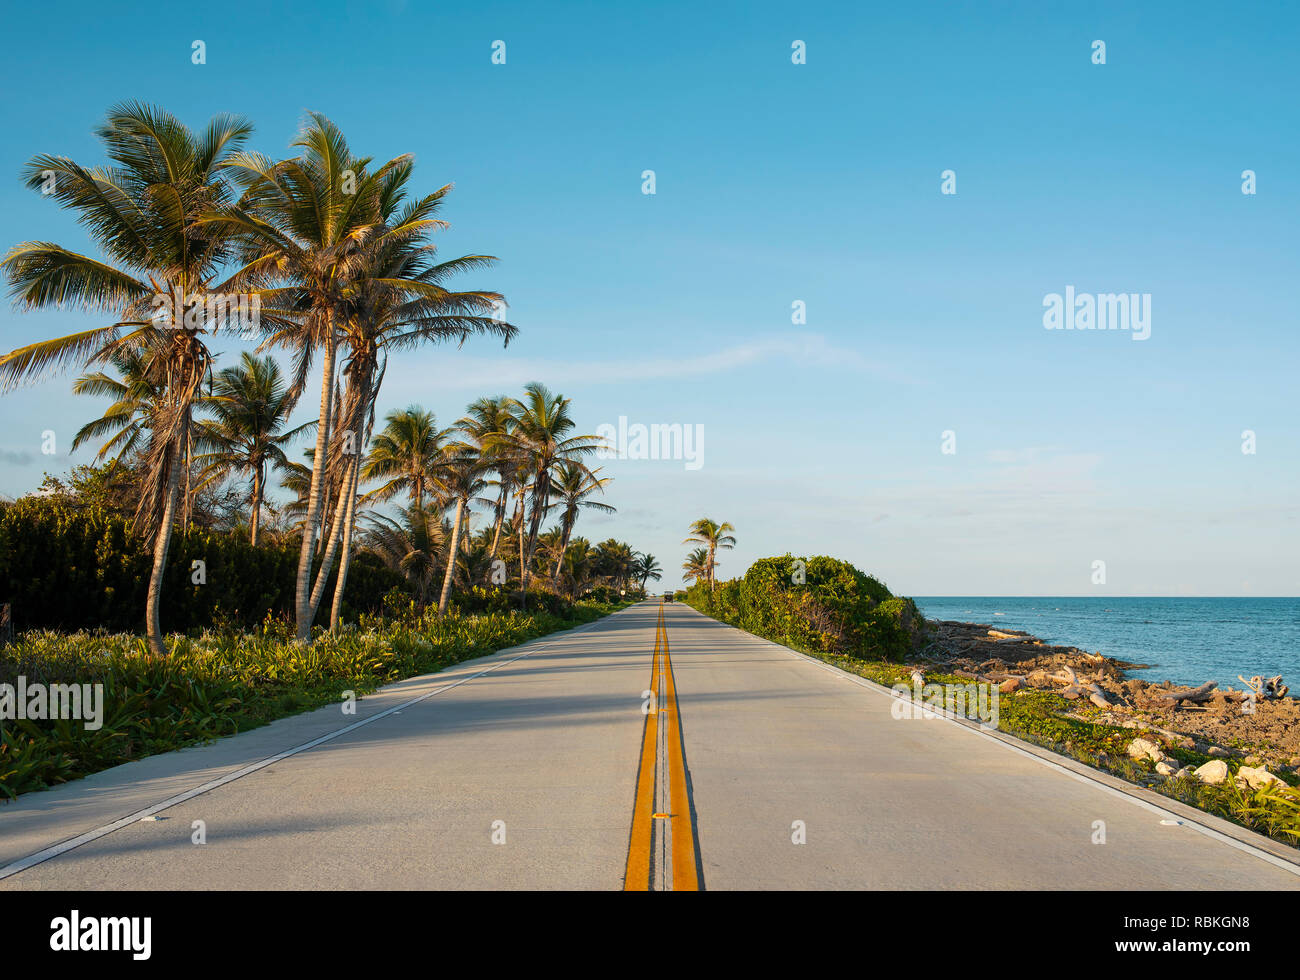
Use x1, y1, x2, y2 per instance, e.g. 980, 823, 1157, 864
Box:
912, 597, 1299, 692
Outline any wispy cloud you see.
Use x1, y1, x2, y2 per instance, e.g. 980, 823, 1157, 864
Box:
983, 447, 1063, 465
384, 334, 912, 392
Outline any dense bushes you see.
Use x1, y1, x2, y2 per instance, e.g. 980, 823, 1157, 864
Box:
685, 555, 925, 661
443, 585, 576, 618
0, 497, 409, 633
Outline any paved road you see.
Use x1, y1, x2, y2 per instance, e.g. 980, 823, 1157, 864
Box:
2, 601, 1297, 889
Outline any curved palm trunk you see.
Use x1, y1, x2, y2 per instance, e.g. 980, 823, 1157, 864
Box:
487, 484, 509, 561
437, 497, 465, 616
517, 509, 527, 599
328, 450, 362, 630
488, 514, 504, 562
308, 450, 358, 619
295, 325, 336, 641
316, 379, 346, 557
521, 477, 548, 590
144, 441, 183, 659
550, 511, 575, 586
328, 373, 375, 630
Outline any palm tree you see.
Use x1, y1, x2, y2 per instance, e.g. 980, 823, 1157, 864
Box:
0, 102, 254, 657
535, 526, 567, 577
69, 341, 191, 524
318, 167, 514, 630
70, 344, 164, 469
557, 536, 595, 598
494, 383, 603, 593
682, 547, 710, 586
360, 504, 445, 612
279, 456, 313, 523
435, 445, 489, 616
633, 552, 663, 589
207, 113, 431, 641
362, 407, 456, 511
458, 396, 517, 562
454, 533, 497, 591
194, 353, 311, 545
321, 362, 375, 629
594, 539, 636, 592
683, 518, 736, 590
548, 462, 614, 586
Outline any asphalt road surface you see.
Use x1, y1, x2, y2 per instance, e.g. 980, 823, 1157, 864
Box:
3, 601, 1297, 889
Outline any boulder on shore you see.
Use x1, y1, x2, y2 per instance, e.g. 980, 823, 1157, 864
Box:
1127, 738, 1165, 764
1193, 760, 1229, 785
1235, 766, 1282, 791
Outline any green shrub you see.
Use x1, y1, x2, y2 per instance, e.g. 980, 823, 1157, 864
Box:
684, 554, 924, 661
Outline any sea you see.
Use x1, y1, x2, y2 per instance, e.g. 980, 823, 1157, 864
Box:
912, 597, 1299, 692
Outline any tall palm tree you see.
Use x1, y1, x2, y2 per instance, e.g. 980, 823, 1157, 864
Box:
633, 552, 663, 589
318, 166, 514, 631
494, 383, 603, 593
362, 407, 456, 511
194, 352, 311, 545
548, 462, 614, 586
683, 518, 736, 590
208, 113, 426, 641
0, 102, 255, 657
682, 547, 710, 586
435, 445, 489, 616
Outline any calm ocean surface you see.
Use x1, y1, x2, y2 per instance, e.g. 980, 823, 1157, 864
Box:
912, 597, 1299, 691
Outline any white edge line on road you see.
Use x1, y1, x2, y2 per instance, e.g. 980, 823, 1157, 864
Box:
0, 615, 616, 882
679, 606, 1300, 880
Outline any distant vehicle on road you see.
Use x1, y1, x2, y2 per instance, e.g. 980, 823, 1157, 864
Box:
663, 591, 674, 601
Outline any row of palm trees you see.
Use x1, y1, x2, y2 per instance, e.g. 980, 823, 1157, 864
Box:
0, 103, 638, 654
67, 341, 644, 621
682, 518, 736, 588
297, 388, 641, 619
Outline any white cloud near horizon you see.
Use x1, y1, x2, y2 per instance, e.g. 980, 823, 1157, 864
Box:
383, 333, 915, 393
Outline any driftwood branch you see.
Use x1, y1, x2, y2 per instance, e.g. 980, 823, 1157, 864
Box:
1083, 681, 1111, 709
1237, 674, 1289, 700
1157, 680, 1218, 704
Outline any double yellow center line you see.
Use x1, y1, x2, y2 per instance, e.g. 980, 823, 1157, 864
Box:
624, 600, 700, 890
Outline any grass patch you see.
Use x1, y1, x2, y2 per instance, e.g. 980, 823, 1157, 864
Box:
1, 600, 629, 800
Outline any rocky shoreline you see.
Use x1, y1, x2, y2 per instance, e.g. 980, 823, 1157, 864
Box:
919, 619, 1300, 778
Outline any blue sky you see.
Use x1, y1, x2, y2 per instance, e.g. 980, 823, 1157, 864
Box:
1, 0, 1296, 596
